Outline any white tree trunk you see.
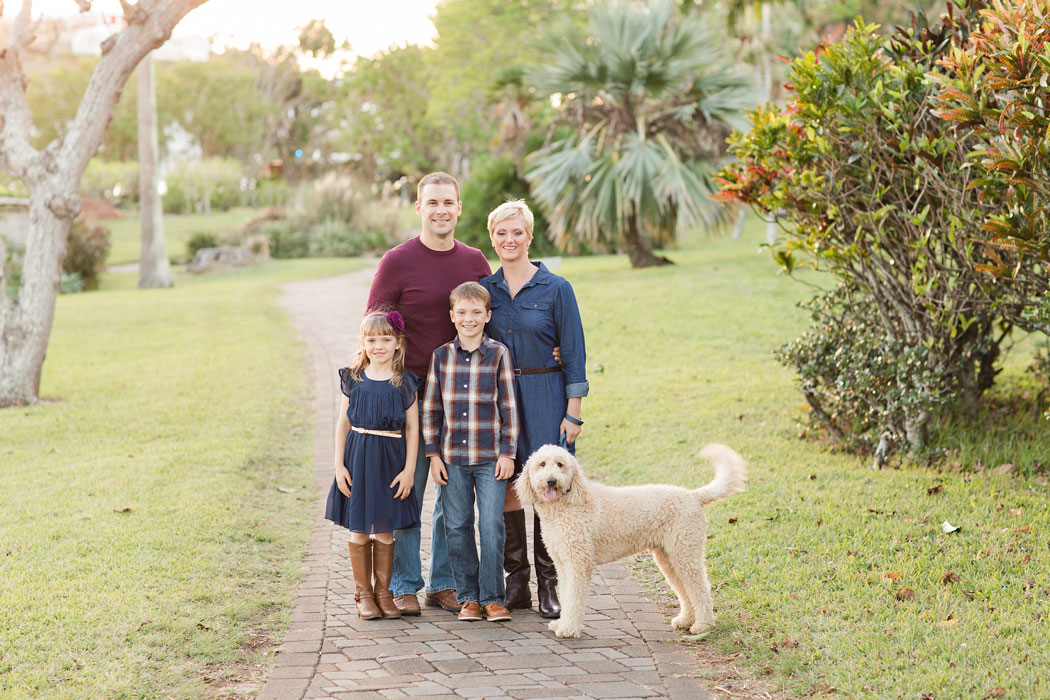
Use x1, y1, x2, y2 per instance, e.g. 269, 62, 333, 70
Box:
0, 195, 70, 404
137, 51, 172, 289
0, 0, 209, 407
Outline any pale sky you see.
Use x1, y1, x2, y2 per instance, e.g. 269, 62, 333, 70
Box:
6, 0, 440, 60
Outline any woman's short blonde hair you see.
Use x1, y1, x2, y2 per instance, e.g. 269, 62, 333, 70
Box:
487, 199, 534, 237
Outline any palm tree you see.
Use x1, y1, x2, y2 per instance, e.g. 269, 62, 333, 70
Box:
524, 0, 755, 267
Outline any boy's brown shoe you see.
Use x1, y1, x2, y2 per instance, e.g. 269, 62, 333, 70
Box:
483, 602, 512, 621
457, 602, 483, 621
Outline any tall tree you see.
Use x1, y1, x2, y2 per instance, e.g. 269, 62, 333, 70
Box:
524, 0, 754, 267
0, 0, 208, 407
137, 50, 171, 289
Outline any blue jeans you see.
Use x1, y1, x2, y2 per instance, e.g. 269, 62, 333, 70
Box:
442, 462, 507, 606
392, 432, 456, 596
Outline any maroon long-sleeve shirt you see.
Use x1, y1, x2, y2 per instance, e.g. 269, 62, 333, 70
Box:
367, 236, 491, 380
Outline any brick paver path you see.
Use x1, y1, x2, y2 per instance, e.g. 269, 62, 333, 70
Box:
263, 268, 713, 700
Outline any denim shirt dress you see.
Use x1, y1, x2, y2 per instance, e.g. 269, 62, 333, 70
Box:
480, 262, 588, 467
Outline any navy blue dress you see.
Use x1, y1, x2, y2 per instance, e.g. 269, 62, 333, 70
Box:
324, 369, 421, 533
481, 262, 589, 474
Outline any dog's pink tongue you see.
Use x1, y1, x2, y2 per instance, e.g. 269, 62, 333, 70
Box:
544, 487, 558, 501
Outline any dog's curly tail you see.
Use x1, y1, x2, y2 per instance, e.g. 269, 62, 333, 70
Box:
694, 444, 748, 505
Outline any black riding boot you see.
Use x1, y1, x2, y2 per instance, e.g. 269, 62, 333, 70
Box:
534, 512, 561, 619
503, 509, 532, 609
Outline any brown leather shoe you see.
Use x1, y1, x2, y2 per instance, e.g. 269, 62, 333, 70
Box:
425, 588, 461, 612
483, 602, 512, 621
394, 594, 421, 616
457, 602, 483, 621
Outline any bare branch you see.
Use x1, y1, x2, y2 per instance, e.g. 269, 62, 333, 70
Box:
11, 0, 34, 50
60, 0, 209, 178
120, 0, 149, 25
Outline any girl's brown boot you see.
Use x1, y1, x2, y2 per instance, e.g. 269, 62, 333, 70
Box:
348, 540, 382, 619
371, 539, 401, 618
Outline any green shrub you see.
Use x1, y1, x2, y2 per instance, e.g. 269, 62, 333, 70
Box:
164, 158, 245, 215
186, 232, 220, 259
307, 218, 387, 258
932, 0, 1050, 334
63, 220, 111, 290
717, 10, 1012, 453
262, 220, 309, 259
60, 271, 84, 294
459, 155, 559, 257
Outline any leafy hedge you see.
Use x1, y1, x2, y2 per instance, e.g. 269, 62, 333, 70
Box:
716, 5, 1038, 453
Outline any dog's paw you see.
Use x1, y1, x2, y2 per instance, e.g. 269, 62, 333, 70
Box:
671, 613, 694, 630
549, 619, 582, 638
688, 620, 714, 635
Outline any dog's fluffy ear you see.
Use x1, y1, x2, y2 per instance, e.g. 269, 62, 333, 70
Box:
515, 454, 538, 505
563, 453, 588, 506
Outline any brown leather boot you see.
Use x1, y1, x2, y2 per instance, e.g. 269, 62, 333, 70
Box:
348, 540, 382, 619
534, 513, 561, 619
372, 539, 401, 619
503, 509, 532, 610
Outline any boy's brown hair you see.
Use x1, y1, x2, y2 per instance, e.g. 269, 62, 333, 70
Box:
449, 281, 490, 311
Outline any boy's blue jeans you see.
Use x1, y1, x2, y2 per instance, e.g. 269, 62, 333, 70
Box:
441, 461, 507, 606
392, 432, 456, 597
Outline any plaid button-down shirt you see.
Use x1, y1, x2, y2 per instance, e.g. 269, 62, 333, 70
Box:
423, 335, 519, 466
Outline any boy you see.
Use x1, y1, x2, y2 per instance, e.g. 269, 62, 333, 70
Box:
423, 282, 519, 622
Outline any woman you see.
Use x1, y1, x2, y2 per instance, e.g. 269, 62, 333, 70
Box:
480, 200, 588, 619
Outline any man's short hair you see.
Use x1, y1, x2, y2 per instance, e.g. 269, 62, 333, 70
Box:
417, 172, 461, 202
449, 281, 491, 311
487, 199, 534, 237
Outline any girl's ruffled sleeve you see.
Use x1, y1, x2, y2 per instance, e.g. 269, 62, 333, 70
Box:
338, 367, 356, 397
399, 371, 421, 409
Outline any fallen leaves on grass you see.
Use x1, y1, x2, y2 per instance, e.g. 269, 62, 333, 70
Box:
984, 687, 1006, 698
940, 571, 960, 585
994, 464, 1014, 475
895, 587, 915, 601
783, 637, 799, 648
941, 521, 960, 533
883, 572, 902, 580
1009, 508, 1022, 515
113, 507, 133, 514
276, 487, 297, 493
926, 484, 943, 495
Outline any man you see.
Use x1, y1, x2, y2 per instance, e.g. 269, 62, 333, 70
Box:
366, 172, 491, 615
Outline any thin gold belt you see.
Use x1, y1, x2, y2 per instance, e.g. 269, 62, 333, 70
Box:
351, 426, 402, 438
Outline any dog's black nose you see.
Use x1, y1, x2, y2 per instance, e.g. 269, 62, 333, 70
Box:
546, 478, 557, 487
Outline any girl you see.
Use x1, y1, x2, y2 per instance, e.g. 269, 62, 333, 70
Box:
324, 310, 421, 619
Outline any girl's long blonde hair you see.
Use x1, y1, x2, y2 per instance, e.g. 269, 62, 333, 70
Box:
346, 310, 407, 386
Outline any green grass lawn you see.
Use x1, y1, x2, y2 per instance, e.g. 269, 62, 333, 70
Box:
104, 207, 261, 266
561, 223, 1049, 699
0, 258, 363, 699
2, 220, 1046, 699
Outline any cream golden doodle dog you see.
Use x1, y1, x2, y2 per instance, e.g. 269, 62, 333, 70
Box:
516, 444, 746, 639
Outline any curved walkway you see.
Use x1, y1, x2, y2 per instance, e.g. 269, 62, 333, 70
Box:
263, 268, 712, 700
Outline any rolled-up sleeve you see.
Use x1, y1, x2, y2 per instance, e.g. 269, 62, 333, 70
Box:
555, 281, 588, 398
